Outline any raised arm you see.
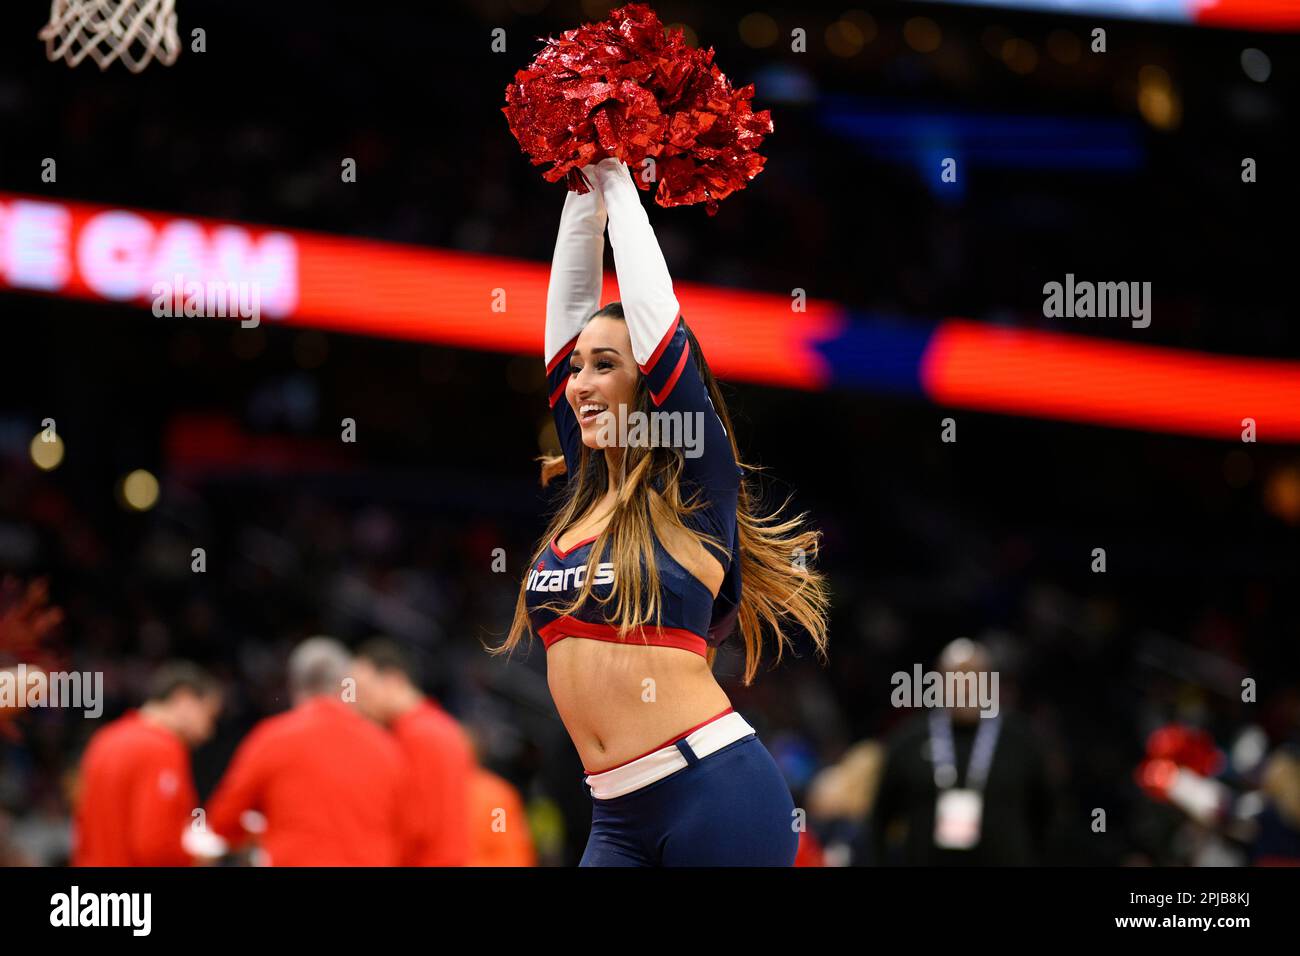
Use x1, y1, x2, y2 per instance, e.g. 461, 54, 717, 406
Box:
545, 173, 607, 473
589, 158, 741, 571
588, 158, 680, 371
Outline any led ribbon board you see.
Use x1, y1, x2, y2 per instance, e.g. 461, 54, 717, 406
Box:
2, 193, 1298, 441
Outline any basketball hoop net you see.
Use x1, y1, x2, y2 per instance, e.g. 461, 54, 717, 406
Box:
40, 0, 180, 73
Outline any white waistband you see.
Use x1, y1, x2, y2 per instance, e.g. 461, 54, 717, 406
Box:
584, 711, 757, 800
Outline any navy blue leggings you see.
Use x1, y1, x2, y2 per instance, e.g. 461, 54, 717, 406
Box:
579, 733, 798, 867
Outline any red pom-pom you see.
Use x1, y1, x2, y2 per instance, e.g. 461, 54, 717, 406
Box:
502, 3, 772, 215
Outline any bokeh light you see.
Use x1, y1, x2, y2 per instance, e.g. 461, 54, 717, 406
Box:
30, 432, 64, 471
1265, 464, 1300, 525
825, 19, 866, 58
842, 9, 877, 45
1137, 64, 1182, 130
738, 12, 779, 49
1241, 48, 1271, 83
1047, 29, 1080, 65
120, 470, 161, 512
1001, 38, 1038, 75
903, 17, 942, 54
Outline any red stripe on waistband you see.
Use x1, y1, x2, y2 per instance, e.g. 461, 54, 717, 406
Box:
582, 706, 736, 775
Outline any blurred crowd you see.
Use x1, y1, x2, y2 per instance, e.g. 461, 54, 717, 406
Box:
1, 388, 1297, 866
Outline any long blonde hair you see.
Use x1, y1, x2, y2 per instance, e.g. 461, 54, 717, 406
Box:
495, 308, 830, 684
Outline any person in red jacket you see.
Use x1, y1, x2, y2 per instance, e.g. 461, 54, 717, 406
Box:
353, 639, 474, 866
72, 662, 222, 866
200, 637, 420, 866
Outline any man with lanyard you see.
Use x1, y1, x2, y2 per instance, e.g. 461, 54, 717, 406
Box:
866, 639, 1054, 865
929, 701, 1001, 850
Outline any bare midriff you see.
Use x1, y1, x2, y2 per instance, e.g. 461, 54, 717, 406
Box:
545, 635, 733, 773
548, 494, 731, 773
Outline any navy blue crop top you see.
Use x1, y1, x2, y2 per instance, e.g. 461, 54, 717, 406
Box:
526, 316, 742, 656
525, 528, 720, 656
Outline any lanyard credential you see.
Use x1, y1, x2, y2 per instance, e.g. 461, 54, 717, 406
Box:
928, 710, 1001, 792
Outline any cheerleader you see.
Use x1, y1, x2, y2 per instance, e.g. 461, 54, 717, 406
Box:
496, 157, 829, 866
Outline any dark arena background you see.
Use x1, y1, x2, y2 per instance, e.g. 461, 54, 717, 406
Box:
1, 0, 1298, 938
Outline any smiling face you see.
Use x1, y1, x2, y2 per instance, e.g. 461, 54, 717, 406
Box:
566, 315, 639, 449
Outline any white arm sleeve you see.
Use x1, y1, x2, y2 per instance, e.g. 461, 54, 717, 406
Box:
544, 170, 608, 367
589, 158, 681, 368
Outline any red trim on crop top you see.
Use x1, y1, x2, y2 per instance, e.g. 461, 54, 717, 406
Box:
550, 532, 600, 560
538, 615, 708, 657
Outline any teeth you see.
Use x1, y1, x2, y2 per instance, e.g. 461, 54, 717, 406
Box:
580, 404, 607, 416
